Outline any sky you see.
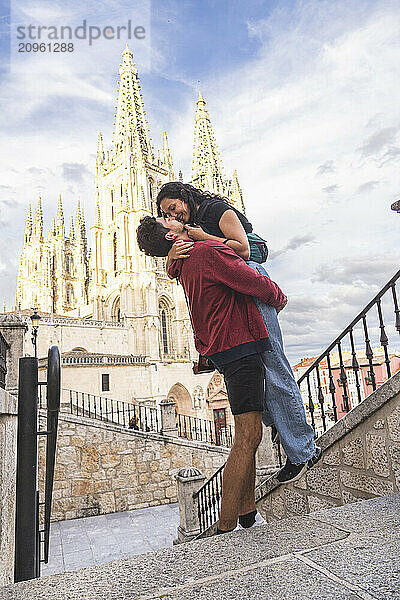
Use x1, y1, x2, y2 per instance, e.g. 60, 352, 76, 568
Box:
0, 0, 399, 364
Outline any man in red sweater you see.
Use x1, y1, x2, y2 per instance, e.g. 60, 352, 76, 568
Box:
137, 215, 295, 534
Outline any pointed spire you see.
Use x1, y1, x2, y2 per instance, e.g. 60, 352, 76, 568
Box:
95, 199, 101, 228
97, 131, 104, 162
229, 169, 245, 214
51, 216, 56, 236
24, 203, 32, 243
163, 131, 173, 169
69, 215, 75, 239
112, 44, 152, 160
76, 200, 86, 240
192, 93, 226, 194
57, 194, 64, 237
33, 197, 43, 238
179, 169, 183, 182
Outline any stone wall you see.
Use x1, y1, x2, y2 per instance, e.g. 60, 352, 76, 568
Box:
257, 371, 400, 521
0, 388, 18, 586
38, 412, 229, 522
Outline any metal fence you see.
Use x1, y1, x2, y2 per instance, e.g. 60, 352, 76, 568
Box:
58, 389, 162, 433
296, 269, 400, 436
177, 414, 234, 447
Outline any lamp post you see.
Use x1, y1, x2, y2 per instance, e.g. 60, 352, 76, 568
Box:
30, 308, 41, 359
391, 199, 400, 213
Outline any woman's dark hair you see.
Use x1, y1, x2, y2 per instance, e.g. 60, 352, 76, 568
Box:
136, 216, 174, 257
156, 182, 229, 225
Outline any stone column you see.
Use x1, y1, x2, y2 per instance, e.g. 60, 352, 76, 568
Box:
256, 425, 282, 483
174, 467, 207, 543
160, 399, 178, 437
0, 387, 18, 585
0, 315, 28, 396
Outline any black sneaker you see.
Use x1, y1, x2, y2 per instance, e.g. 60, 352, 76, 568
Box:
276, 458, 307, 483
276, 447, 322, 484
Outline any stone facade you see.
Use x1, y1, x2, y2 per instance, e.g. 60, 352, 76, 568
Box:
0, 388, 18, 586
7, 44, 249, 419
257, 371, 400, 522
38, 411, 229, 522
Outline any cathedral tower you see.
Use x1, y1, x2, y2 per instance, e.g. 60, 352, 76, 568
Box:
15, 196, 88, 313
191, 91, 246, 214
89, 44, 192, 362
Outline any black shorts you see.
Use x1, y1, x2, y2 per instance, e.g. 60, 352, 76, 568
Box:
219, 353, 264, 415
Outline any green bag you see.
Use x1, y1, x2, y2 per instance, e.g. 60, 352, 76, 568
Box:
247, 233, 268, 264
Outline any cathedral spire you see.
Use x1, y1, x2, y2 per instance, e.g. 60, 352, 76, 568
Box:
69, 215, 75, 240
76, 200, 86, 240
229, 169, 245, 214
33, 197, 43, 238
57, 194, 65, 237
112, 44, 153, 160
192, 92, 226, 194
163, 131, 173, 172
24, 203, 32, 243
94, 199, 101, 228
97, 132, 104, 162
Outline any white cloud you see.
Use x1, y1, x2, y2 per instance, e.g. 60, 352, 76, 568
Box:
1, 0, 399, 364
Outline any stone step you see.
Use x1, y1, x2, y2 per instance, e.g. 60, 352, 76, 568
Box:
2, 492, 399, 600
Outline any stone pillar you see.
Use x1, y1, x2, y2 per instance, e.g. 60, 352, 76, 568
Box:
174, 467, 207, 543
0, 315, 28, 396
160, 399, 178, 437
256, 425, 282, 482
0, 387, 18, 585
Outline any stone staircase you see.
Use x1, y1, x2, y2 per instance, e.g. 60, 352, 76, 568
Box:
2, 492, 399, 599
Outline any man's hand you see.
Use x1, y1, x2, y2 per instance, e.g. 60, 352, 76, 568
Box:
276, 295, 288, 314
185, 224, 209, 241
168, 239, 193, 260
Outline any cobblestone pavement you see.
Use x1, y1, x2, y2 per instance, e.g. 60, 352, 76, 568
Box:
41, 502, 181, 576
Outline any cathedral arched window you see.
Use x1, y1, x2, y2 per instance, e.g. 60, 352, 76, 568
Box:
161, 310, 168, 354
159, 298, 173, 358
66, 284, 74, 304
113, 232, 117, 276
65, 254, 73, 274
111, 296, 121, 322
111, 189, 114, 220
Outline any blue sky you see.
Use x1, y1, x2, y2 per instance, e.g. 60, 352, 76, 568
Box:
0, 0, 399, 363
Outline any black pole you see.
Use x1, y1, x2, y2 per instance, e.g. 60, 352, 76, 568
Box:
14, 356, 38, 582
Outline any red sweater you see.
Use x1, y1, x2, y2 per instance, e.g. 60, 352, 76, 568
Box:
168, 241, 286, 357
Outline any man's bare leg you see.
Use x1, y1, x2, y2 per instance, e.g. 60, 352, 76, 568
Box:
218, 411, 262, 531
239, 456, 256, 516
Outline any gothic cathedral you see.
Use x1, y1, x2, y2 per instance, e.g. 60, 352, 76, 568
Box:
15, 44, 246, 364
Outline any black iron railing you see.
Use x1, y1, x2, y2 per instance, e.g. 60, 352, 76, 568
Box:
296, 269, 400, 436
0, 330, 8, 389
194, 463, 225, 533
14, 345, 61, 582
177, 414, 234, 447
61, 389, 162, 433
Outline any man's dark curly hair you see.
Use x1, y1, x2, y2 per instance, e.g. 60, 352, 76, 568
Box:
156, 182, 229, 225
136, 216, 174, 257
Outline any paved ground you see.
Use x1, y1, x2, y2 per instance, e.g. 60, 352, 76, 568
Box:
41, 503, 180, 576
4, 494, 399, 599
42, 502, 265, 576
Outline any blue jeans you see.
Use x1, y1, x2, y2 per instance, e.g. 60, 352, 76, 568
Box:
247, 261, 316, 464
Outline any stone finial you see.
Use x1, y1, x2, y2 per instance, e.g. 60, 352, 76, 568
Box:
176, 467, 203, 480
174, 466, 206, 543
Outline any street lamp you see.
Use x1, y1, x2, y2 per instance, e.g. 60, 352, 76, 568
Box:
30, 308, 41, 358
